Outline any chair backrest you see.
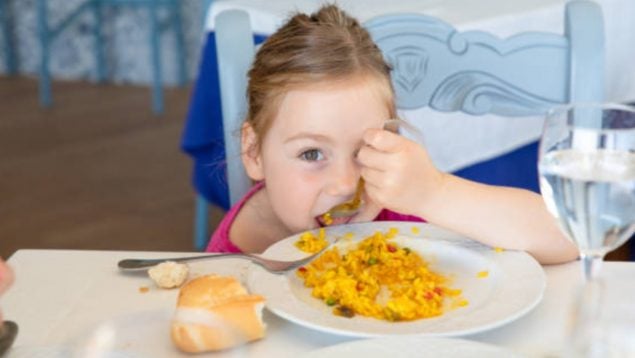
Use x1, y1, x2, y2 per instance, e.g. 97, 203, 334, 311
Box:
215, 10, 255, 205
365, 1, 603, 116
214, 1, 604, 206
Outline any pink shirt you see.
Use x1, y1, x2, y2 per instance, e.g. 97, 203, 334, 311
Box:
205, 182, 424, 253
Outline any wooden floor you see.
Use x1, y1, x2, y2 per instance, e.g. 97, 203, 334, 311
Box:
0, 77, 224, 258
0, 76, 630, 261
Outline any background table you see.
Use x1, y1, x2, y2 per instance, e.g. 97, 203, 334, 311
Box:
182, 0, 635, 210
4, 249, 635, 357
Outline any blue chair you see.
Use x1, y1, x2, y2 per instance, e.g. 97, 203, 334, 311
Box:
191, 1, 604, 250
37, 0, 187, 114
0, 0, 17, 74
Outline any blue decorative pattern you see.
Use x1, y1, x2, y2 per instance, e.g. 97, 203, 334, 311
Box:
0, 0, 206, 85
388, 46, 429, 93
430, 71, 561, 116
369, 15, 571, 112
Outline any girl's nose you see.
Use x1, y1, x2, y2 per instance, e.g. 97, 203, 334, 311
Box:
326, 160, 359, 197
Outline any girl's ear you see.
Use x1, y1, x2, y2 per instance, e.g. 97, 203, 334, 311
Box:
241, 122, 265, 181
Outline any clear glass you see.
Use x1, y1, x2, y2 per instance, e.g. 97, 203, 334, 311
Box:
538, 103, 635, 281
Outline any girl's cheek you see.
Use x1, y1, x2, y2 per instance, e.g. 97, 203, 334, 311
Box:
296, 170, 327, 190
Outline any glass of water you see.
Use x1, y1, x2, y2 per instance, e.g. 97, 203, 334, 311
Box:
538, 103, 635, 281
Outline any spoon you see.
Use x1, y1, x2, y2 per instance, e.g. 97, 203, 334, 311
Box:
321, 177, 366, 224
319, 119, 425, 224
0, 320, 18, 356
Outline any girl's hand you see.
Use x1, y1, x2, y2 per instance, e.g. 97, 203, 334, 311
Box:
0, 258, 14, 323
358, 128, 446, 216
0, 258, 13, 296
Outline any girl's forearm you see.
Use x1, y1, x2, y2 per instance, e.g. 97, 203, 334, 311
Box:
416, 174, 578, 264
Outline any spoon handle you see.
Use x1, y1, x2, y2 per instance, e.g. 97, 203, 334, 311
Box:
385, 118, 425, 144
351, 177, 365, 205
117, 253, 243, 270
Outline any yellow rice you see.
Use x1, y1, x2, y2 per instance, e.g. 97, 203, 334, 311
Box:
296, 228, 467, 321
477, 270, 489, 278
294, 228, 329, 253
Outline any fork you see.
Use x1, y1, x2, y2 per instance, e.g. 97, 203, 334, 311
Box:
117, 249, 325, 274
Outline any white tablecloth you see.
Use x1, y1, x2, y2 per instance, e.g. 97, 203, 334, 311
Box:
204, 0, 635, 171
3, 248, 635, 357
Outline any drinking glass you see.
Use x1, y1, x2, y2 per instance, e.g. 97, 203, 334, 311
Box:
538, 103, 635, 281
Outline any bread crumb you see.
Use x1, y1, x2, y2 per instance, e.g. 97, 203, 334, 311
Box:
148, 261, 189, 289
139, 286, 150, 293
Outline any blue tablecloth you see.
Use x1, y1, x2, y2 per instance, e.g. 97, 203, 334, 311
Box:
181, 32, 539, 211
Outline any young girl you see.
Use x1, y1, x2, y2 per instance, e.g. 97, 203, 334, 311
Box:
206, 4, 578, 264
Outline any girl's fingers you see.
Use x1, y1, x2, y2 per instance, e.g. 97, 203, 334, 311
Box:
0, 259, 14, 295
357, 145, 393, 170
359, 166, 384, 184
363, 128, 405, 153
361, 172, 398, 208
361, 166, 400, 198
361, 178, 383, 200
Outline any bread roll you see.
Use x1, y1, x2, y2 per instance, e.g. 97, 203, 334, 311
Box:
171, 274, 266, 353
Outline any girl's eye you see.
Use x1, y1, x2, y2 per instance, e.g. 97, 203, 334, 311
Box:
300, 149, 324, 162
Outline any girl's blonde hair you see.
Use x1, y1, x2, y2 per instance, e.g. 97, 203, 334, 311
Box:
245, 4, 396, 151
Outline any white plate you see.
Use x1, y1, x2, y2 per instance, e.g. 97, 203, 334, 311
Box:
248, 221, 545, 337
302, 336, 523, 358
